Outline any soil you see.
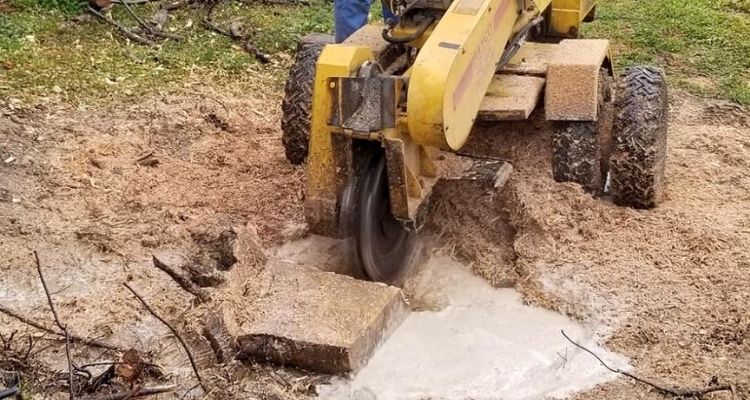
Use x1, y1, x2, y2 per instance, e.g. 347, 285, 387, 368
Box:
1, 81, 748, 400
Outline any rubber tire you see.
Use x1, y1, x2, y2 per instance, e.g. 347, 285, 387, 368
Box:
552, 69, 614, 193
609, 66, 668, 209
281, 34, 333, 165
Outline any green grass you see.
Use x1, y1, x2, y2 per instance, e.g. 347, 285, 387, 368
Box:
0, 0, 335, 103
1, 0, 748, 104
582, 0, 750, 104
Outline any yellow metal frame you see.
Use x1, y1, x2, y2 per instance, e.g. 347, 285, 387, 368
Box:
407, 0, 522, 150
305, 45, 376, 235
550, 0, 596, 37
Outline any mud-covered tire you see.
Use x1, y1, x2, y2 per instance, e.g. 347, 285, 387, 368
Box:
281, 34, 333, 165
609, 66, 668, 209
552, 69, 614, 193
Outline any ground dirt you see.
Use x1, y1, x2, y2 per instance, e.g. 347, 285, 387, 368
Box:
0, 83, 748, 399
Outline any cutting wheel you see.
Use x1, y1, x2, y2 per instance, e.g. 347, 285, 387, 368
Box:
340, 150, 417, 285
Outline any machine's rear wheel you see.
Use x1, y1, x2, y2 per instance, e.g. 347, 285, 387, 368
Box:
552, 69, 614, 193
341, 150, 417, 285
609, 66, 668, 208
281, 34, 333, 165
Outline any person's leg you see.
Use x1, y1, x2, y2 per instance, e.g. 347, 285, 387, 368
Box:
334, 0, 371, 43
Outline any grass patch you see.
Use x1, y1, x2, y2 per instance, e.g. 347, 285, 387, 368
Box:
0, 0, 334, 103
582, 0, 750, 104
9, 0, 84, 15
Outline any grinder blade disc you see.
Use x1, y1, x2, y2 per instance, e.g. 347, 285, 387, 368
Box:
344, 151, 416, 285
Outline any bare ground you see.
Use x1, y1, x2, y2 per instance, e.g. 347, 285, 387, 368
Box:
0, 82, 748, 399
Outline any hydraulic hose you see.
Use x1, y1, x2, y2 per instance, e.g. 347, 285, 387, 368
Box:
382, 16, 435, 44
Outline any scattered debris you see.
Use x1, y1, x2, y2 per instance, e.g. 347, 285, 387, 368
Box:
115, 350, 143, 383
0, 304, 125, 351
88, 6, 157, 46
561, 330, 737, 399
203, 1, 271, 63
135, 151, 159, 167
123, 283, 207, 392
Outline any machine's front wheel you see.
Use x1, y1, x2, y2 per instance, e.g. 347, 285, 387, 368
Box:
609, 66, 668, 208
341, 151, 417, 285
281, 34, 333, 165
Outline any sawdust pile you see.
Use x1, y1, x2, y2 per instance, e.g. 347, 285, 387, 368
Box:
0, 80, 308, 399
431, 94, 750, 399
2, 76, 748, 399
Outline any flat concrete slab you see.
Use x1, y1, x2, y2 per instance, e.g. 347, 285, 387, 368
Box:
233, 263, 408, 374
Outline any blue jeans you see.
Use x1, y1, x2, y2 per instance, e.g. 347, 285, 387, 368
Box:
335, 0, 397, 43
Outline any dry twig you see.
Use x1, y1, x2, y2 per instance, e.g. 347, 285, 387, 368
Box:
88, 6, 157, 46
202, 1, 271, 63
112, 0, 160, 4
118, 0, 183, 41
151, 256, 211, 303
123, 283, 206, 392
34, 250, 75, 400
561, 330, 735, 399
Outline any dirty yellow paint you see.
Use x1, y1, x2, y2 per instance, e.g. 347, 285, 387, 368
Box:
408, 0, 521, 151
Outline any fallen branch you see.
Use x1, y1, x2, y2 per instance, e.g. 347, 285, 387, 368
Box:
124, 283, 206, 392
88, 6, 157, 46
151, 256, 211, 303
0, 305, 123, 351
77, 384, 176, 400
34, 250, 75, 400
118, 0, 183, 41
561, 330, 735, 399
112, 0, 160, 4
203, 1, 271, 63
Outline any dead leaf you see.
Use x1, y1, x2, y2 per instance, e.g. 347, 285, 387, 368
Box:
116, 349, 143, 383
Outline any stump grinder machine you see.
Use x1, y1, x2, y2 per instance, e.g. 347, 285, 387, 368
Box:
281, 0, 668, 284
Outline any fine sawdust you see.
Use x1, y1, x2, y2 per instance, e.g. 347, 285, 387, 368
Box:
0, 81, 308, 399
1, 80, 748, 400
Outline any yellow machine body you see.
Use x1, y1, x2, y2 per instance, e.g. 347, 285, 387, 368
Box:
305, 0, 609, 236
408, 0, 522, 150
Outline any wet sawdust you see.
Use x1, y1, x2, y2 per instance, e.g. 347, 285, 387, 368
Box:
441, 93, 750, 400
1, 81, 749, 400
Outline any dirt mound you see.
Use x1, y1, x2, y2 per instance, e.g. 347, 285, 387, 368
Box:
0, 82, 306, 398
430, 92, 750, 398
